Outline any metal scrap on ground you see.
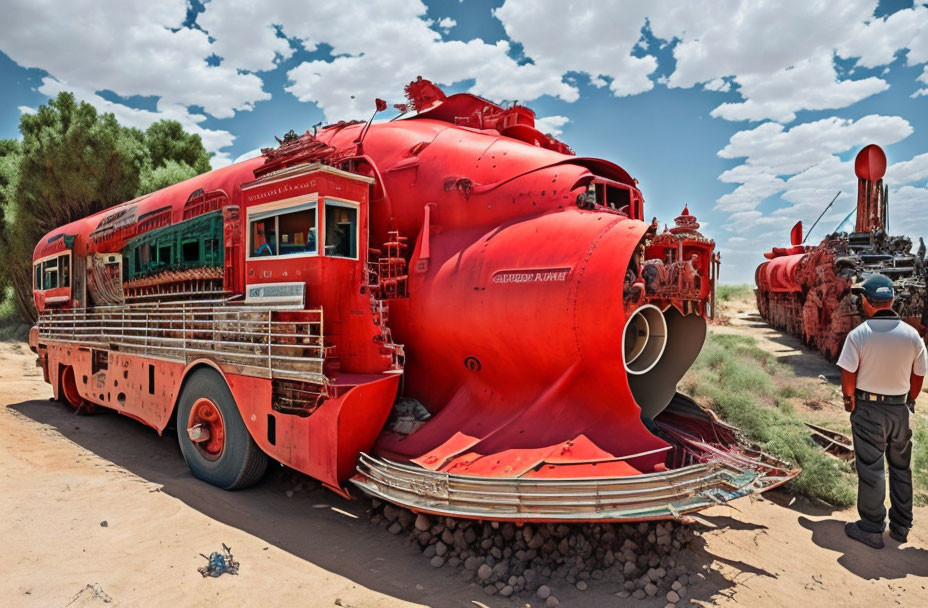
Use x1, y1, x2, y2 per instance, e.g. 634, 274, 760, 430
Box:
805, 422, 855, 461
197, 544, 239, 578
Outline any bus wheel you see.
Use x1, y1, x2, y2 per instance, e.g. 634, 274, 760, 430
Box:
176, 368, 268, 489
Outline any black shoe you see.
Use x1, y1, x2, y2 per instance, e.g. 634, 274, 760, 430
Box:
845, 521, 884, 549
889, 524, 909, 543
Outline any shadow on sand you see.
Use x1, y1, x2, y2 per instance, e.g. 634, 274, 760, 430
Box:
798, 517, 928, 580
12, 396, 799, 607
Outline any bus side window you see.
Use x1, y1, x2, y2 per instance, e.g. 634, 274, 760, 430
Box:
325, 204, 358, 258
43, 259, 59, 289
250, 217, 277, 257
158, 242, 173, 266
60, 254, 70, 288
34, 264, 41, 289
182, 238, 200, 264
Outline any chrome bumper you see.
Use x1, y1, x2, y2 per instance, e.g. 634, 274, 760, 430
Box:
352, 453, 794, 522
351, 395, 798, 522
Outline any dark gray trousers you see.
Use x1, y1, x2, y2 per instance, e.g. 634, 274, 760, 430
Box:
851, 400, 913, 533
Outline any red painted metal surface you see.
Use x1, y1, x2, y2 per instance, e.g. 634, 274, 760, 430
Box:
855, 143, 887, 182
28, 79, 793, 521
188, 397, 226, 460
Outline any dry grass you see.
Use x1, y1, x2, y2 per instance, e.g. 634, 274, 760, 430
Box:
715, 284, 754, 303
681, 332, 857, 507
915, 419, 928, 506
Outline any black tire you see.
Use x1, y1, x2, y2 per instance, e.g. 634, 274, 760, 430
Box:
176, 368, 268, 489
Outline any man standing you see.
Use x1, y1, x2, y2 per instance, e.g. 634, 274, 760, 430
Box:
838, 274, 926, 549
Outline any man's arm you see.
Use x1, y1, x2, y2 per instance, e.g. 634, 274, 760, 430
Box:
842, 369, 857, 412
909, 371, 924, 412
910, 337, 927, 411
837, 331, 860, 413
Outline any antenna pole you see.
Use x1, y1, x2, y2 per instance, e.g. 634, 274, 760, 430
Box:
802, 191, 841, 244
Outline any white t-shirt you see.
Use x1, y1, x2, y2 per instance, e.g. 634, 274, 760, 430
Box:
837, 312, 928, 396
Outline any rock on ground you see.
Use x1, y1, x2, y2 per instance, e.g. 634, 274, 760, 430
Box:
366, 501, 699, 603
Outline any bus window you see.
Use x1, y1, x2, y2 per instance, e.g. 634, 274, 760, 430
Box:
60, 254, 70, 288
43, 259, 59, 289
250, 217, 277, 257
325, 203, 358, 258
34, 264, 41, 289
277, 208, 316, 255
182, 239, 200, 263
248, 202, 317, 258
158, 243, 173, 266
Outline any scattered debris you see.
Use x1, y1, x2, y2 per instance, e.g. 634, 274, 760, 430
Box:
66, 583, 112, 606
805, 422, 854, 460
330, 507, 358, 519
386, 397, 431, 435
197, 544, 240, 578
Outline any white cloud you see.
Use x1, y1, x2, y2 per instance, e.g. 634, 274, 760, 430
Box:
836, 4, 928, 68
195, 0, 662, 121
710, 52, 889, 122
715, 115, 915, 233
0, 0, 269, 120
437, 18, 456, 33
196, 0, 580, 120
647, 0, 928, 122
17, 106, 36, 115
650, 1, 875, 89
703, 78, 731, 93
534, 115, 570, 136
716, 174, 784, 214
197, 4, 294, 73
891, 185, 928, 229
718, 115, 913, 175
232, 148, 266, 164
494, 0, 657, 98
914, 66, 928, 97
887, 152, 928, 185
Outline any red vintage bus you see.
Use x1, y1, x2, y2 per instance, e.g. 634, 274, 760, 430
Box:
29, 80, 791, 521
30, 156, 402, 493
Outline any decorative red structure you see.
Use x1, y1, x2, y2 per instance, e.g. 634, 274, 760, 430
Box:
756, 144, 926, 359
30, 80, 792, 522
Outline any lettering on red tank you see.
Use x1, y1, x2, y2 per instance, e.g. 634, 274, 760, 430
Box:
491, 267, 572, 285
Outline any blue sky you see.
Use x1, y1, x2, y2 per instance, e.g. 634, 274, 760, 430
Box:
1, 0, 927, 283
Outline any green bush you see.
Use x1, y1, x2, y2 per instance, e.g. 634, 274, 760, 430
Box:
0, 93, 212, 324
0, 286, 29, 341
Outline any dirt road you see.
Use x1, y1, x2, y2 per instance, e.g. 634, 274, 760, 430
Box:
2, 336, 927, 607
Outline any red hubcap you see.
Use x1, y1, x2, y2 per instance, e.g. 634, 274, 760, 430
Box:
61, 367, 83, 408
188, 398, 225, 460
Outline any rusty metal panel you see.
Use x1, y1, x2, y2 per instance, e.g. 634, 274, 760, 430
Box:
756, 144, 927, 360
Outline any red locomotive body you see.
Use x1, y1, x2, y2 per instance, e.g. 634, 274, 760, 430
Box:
30, 80, 792, 521
756, 144, 927, 359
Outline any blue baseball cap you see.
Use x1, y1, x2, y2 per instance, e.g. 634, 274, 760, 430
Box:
856, 273, 895, 303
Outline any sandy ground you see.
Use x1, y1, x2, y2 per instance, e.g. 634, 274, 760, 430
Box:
2, 309, 928, 606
